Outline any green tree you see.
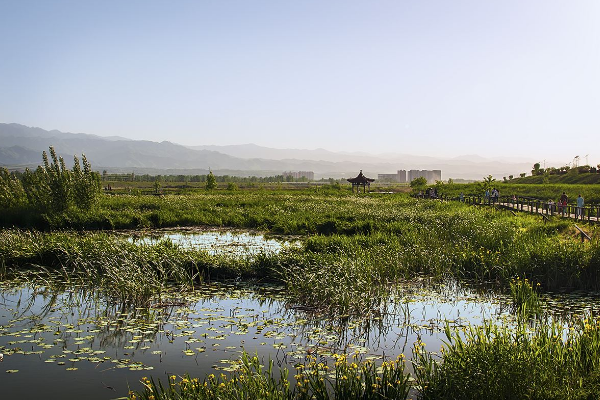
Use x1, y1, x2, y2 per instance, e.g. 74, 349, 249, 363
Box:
72, 154, 101, 208
20, 147, 101, 212
410, 176, 427, 189
532, 163, 543, 176
206, 171, 217, 190
483, 174, 495, 185
20, 147, 72, 211
0, 168, 26, 209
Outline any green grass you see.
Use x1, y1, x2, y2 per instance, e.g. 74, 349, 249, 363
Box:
414, 317, 600, 399
509, 277, 543, 316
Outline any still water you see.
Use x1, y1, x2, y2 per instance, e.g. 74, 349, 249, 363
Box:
125, 228, 299, 256
1, 277, 576, 400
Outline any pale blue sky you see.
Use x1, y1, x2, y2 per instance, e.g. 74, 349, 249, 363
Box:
1, 1, 599, 165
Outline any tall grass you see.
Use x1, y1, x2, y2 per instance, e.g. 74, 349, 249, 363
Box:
0, 229, 283, 304
414, 317, 600, 399
509, 277, 542, 317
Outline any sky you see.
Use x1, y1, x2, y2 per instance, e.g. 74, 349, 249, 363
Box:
1, 0, 599, 166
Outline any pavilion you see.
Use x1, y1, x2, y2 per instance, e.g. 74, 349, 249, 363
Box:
347, 170, 375, 193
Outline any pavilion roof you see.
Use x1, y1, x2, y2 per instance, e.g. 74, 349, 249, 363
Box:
347, 170, 375, 184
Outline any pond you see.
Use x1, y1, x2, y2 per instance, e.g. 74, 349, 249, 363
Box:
124, 228, 299, 256
2, 227, 600, 399
2, 275, 598, 400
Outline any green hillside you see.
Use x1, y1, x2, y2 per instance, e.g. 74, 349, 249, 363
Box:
512, 170, 600, 184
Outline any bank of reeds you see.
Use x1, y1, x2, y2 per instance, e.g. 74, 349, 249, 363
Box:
0, 229, 289, 304
414, 317, 600, 399
2, 212, 600, 316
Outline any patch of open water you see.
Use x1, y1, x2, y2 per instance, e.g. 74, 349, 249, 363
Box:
124, 228, 300, 256
2, 277, 599, 399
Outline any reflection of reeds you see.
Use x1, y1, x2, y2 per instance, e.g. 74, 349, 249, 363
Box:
0, 277, 173, 349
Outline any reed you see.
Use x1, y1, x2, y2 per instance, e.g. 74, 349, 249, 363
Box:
509, 277, 543, 316
414, 317, 600, 399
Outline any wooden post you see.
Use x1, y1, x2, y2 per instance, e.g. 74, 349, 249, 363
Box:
588, 207, 591, 223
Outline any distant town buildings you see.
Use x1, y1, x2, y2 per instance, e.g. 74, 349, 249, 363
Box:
282, 171, 314, 180
377, 169, 441, 183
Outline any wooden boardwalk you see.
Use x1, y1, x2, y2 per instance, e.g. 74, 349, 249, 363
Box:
462, 196, 600, 224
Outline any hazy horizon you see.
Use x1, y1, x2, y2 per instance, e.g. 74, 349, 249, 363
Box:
1, 1, 598, 166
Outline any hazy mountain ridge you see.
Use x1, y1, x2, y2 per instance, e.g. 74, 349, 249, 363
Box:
0, 123, 534, 180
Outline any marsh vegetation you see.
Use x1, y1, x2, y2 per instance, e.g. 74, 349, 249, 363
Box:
2, 157, 600, 398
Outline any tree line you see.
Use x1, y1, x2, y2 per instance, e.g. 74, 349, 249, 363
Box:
101, 172, 313, 183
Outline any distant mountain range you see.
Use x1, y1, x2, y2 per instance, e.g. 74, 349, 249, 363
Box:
0, 123, 534, 180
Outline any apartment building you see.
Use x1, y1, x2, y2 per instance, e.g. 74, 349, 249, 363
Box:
377, 169, 441, 183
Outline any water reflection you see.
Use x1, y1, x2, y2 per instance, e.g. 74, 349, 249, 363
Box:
125, 228, 299, 256
1, 278, 599, 399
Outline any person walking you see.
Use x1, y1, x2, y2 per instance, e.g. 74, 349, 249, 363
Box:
576, 194, 584, 220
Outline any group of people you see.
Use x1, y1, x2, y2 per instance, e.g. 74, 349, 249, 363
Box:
484, 188, 500, 204
482, 189, 587, 220
431, 188, 587, 220
549, 192, 586, 219
417, 188, 439, 199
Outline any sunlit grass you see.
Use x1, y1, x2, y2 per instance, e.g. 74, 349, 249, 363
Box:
414, 316, 600, 399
